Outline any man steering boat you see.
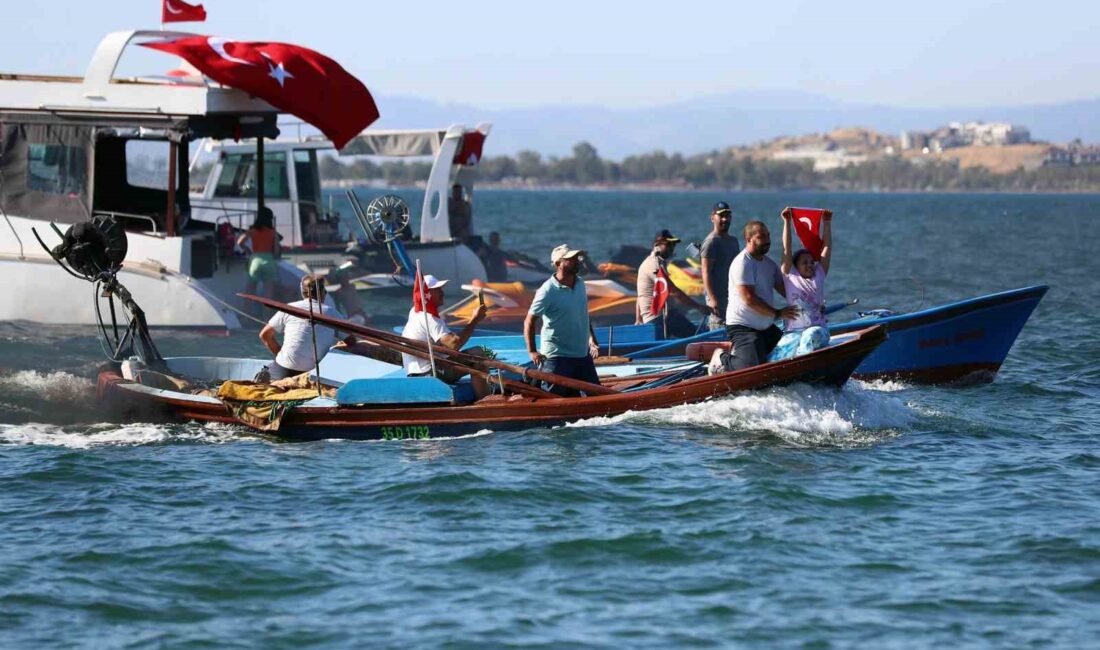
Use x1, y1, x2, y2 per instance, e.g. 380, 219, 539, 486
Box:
524, 245, 602, 397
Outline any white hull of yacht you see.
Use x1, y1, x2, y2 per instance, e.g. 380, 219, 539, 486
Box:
0, 215, 305, 330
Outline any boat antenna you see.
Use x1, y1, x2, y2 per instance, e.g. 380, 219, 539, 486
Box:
415, 259, 438, 378
305, 275, 324, 398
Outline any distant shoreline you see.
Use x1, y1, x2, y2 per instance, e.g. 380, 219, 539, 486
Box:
321, 179, 1100, 195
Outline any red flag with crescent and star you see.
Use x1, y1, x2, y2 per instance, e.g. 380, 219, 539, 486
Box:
651, 265, 670, 317
162, 0, 206, 23
790, 207, 826, 260
141, 36, 379, 148
453, 131, 486, 166
413, 268, 439, 318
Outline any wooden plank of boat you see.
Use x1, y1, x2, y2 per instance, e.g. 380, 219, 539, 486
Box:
240, 293, 619, 397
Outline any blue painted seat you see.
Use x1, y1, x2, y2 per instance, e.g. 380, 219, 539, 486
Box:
335, 376, 474, 406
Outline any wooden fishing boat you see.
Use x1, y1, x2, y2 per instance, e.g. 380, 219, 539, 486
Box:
95, 300, 886, 441
445, 279, 639, 330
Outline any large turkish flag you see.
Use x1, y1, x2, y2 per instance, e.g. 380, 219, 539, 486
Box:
142, 36, 379, 148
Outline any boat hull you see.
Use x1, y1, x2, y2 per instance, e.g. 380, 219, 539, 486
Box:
96, 326, 885, 442
830, 285, 1047, 384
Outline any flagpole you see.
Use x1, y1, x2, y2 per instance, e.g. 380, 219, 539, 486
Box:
416, 259, 437, 378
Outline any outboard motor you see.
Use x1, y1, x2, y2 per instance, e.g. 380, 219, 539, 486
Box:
32, 216, 163, 368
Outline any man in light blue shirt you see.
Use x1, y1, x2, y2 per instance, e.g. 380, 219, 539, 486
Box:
524, 244, 601, 396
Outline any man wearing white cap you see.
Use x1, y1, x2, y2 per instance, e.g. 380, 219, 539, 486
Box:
400, 274, 488, 378
524, 244, 601, 396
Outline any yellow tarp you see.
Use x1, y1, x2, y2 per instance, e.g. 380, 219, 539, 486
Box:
217, 373, 334, 432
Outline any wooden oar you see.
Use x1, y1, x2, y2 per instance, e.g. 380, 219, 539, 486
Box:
240, 294, 619, 396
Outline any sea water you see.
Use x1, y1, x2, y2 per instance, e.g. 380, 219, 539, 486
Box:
1, 191, 1098, 648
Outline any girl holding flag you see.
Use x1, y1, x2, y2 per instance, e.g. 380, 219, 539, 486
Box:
780, 207, 833, 331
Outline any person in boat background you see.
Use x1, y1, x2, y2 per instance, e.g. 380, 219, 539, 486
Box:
636, 229, 710, 338
722, 221, 800, 371
700, 202, 741, 331
448, 184, 473, 243
237, 207, 282, 306
259, 275, 346, 381
780, 207, 833, 331
400, 274, 490, 391
525, 245, 602, 397
477, 231, 509, 282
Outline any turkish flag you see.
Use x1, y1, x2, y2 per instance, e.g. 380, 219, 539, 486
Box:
162, 0, 206, 23
651, 265, 670, 317
413, 268, 440, 318
453, 131, 486, 166
791, 207, 826, 260
142, 36, 379, 148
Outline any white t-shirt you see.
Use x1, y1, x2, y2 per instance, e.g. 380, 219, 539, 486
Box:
400, 308, 452, 375
725, 250, 783, 330
268, 299, 339, 371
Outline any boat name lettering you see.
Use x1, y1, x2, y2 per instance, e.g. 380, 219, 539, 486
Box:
954, 328, 985, 343
381, 425, 431, 440
920, 328, 986, 349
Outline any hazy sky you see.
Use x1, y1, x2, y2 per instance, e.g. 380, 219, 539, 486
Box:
2, 0, 1096, 109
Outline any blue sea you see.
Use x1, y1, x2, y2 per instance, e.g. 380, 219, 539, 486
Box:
2, 191, 1098, 648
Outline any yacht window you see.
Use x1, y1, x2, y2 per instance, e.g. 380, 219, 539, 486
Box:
27, 144, 86, 195
124, 140, 177, 190
213, 152, 290, 199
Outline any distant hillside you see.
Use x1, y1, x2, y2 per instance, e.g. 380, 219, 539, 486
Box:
368, 93, 1100, 159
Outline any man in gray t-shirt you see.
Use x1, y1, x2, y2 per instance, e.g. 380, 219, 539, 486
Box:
722, 220, 799, 371
700, 201, 740, 330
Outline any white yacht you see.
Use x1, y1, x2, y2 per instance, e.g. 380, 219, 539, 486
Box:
192, 124, 551, 289
0, 29, 309, 330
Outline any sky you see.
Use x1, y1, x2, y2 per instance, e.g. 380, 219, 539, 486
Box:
1, 0, 1097, 110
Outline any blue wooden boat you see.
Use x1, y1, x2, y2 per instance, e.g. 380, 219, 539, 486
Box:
829, 284, 1048, 383
475, 285, 1048, 384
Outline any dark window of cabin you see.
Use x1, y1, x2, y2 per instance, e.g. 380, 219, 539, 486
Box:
27, 143, 86, 195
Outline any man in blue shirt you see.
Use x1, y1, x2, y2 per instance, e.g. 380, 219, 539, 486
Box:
524, 244, 601, 396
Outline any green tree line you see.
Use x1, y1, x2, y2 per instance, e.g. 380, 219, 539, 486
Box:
196, 142, 1100, 191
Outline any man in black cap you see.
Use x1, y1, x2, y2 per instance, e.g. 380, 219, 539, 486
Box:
700, 201, 740, 330
636, 229, 709, 337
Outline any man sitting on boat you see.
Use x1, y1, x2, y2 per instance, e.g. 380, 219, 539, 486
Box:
400, 275, 489, 386
524, 245, 602, 397
636, 229, 710, 338
259, 275, 344, 381
722, 221, 800, 371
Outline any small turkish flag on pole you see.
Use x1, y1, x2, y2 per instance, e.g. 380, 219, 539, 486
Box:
790, 207, 827, 260
162, 0, 206, 23
651, 265, 670, 317
412, 265, 440, 318
142, 36, 380, 148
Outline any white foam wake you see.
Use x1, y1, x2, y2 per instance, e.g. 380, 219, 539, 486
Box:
0, 422, 242, 448
0, 369, 94, 400
566, 382, 919, 447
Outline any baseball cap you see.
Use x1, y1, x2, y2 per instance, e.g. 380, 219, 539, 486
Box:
653, 229, 681, 244
550, 244, 585, 264
713, 201, 732, 215
422, 274, 449, 289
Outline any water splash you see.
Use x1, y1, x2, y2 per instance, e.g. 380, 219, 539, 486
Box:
0, 422, 243, 448
567, 382, 919, 447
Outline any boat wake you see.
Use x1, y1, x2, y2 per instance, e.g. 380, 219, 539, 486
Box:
567, 382, 920, 447
0, 421, 244, 449
0, 369, 102, 424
